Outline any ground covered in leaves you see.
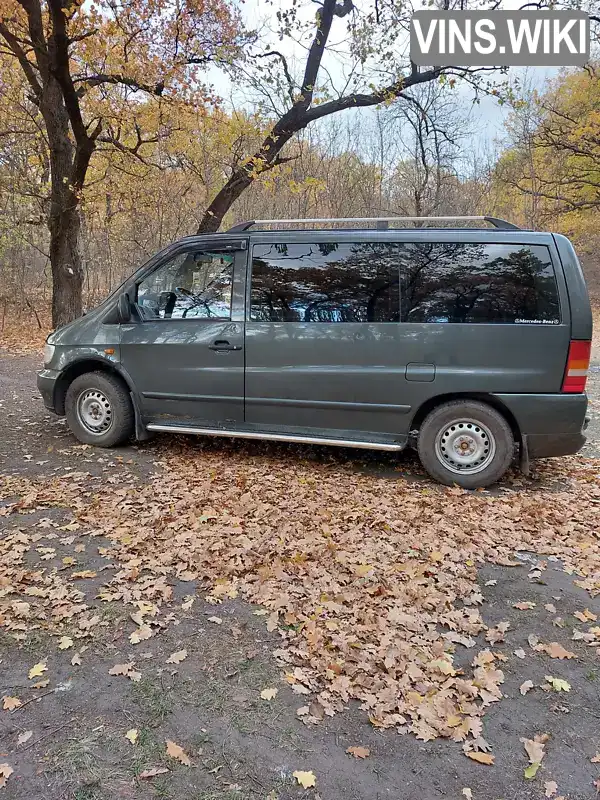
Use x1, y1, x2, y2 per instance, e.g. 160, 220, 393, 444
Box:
1, 349, 600, 800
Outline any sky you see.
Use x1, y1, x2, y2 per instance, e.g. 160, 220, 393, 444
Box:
210, 0, 565, 154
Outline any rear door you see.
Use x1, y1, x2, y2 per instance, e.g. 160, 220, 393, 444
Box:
120, 241, 247, 425
244, 237, 410, 440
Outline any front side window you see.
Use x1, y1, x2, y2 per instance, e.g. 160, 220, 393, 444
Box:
250, 242, 400, 323
400, 243, 560, 324
137, 250, 233, 320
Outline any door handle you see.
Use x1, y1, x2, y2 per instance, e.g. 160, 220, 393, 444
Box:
209, 340, 242, 351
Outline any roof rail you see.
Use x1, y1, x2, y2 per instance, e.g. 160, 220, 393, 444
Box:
226, 216, 520, 233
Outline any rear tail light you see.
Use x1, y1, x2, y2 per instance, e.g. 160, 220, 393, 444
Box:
562, 340, 591, 393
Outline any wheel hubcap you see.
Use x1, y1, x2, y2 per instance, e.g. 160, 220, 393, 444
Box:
77, 389, 113, 435
434, 419, 496, 475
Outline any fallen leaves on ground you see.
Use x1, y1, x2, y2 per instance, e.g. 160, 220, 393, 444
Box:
57, 636, 73, 650
545, 676, 571, 692
165, 739, 190, 766
519, 680, 534, 696
544, 780, 558, 797
108, 663, 141, 682
28, 663, 47, 680
17, 731, 32, 745
2, 696, 21, 711
293, 770, 316, 788
574, 609, 597, 623
166, 649, 188, 664
346, 746, 370, 758
125, 729, 138, 745
260, 687, 278, 701
591, 753, 600, 763
138, 766, 169, 779
0, 764, 13, 789
540, 642, 577, 660
1, 447, 600, 744
521, 733, 549, 779
129, 625, 153, 645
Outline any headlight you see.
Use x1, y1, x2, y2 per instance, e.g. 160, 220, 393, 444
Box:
43, 343, 55, 366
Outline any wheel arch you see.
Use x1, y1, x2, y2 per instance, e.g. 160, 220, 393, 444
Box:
410, 393, 522, 444
54, 358, 134, 416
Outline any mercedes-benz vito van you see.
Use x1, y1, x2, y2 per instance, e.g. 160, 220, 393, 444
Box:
37, 216, 592, 488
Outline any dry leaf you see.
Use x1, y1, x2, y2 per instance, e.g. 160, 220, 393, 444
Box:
545, 642, 576, 660
207, 616, 222, 625
346, 746, 370, 758
574, 609, 597, 623
2, 696, 21, 711
129, 625, 153, 644
544, 604, 557, 614
296, 706, 310, 716
544, 781, 558, 797
293, 770, 316, 788
139, 766, 169, 779
521, 734, 548, 764
109, 663, 134, 676
514, 649, 526, 659
165, 739, 190, 766
462, 790, 473, 800
260, 687, 278, 701
125, 729, 138, 745
17, 730, 33, 745
57, 636, 73, 650
32, 679, 49, 689
513, 601, 536, 610
545, 675, 571, 692
591, 753, 600, 763
28, 662, 47, 680
466, 751, 494, 765
166, 649, 188, 664
71, 653, 82, 666
519, 680, 534, 696
0, 764, 13, 789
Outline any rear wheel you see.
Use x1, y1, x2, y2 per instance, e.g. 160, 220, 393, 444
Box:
417, 400, 515, 489
65, 371, 134, 447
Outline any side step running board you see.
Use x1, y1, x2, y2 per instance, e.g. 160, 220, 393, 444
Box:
145, 423, 404, 451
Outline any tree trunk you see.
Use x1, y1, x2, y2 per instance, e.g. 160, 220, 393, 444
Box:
49, 203, 83, 327
197, 170, 255, 234
41, 78, 86, 328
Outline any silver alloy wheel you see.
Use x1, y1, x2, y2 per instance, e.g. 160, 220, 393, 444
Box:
434, 418, 496, 475
76, 389, 113, 435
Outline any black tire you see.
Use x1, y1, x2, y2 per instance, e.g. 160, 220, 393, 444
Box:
65, 371, 134, 447
417, 400, 515, 489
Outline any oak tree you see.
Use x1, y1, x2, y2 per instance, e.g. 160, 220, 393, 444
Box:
0, 0, 244, 325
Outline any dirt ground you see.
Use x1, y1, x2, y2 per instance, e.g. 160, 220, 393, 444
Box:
1, 346, 600, 800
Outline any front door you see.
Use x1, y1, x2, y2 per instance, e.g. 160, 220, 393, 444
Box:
120, 242, 246, 426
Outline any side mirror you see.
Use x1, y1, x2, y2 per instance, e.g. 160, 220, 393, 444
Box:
117, 292, 132, 323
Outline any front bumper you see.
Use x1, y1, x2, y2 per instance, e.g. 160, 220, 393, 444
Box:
37, 368, 60, 414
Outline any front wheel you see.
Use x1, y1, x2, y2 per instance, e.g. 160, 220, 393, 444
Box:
65, 371, 134, 447
417, 400, 515, 489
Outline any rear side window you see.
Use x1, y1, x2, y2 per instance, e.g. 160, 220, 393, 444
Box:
250, 242, 400, 322
400, 243, 560, 324
250, 241, 560, 324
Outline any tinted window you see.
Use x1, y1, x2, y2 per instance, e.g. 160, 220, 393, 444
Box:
137, 250, 233, 320
251, 242, 400, 322
400, 243, 560, 324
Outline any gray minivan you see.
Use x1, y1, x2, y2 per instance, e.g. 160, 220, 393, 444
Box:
37, 216, 592, 489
